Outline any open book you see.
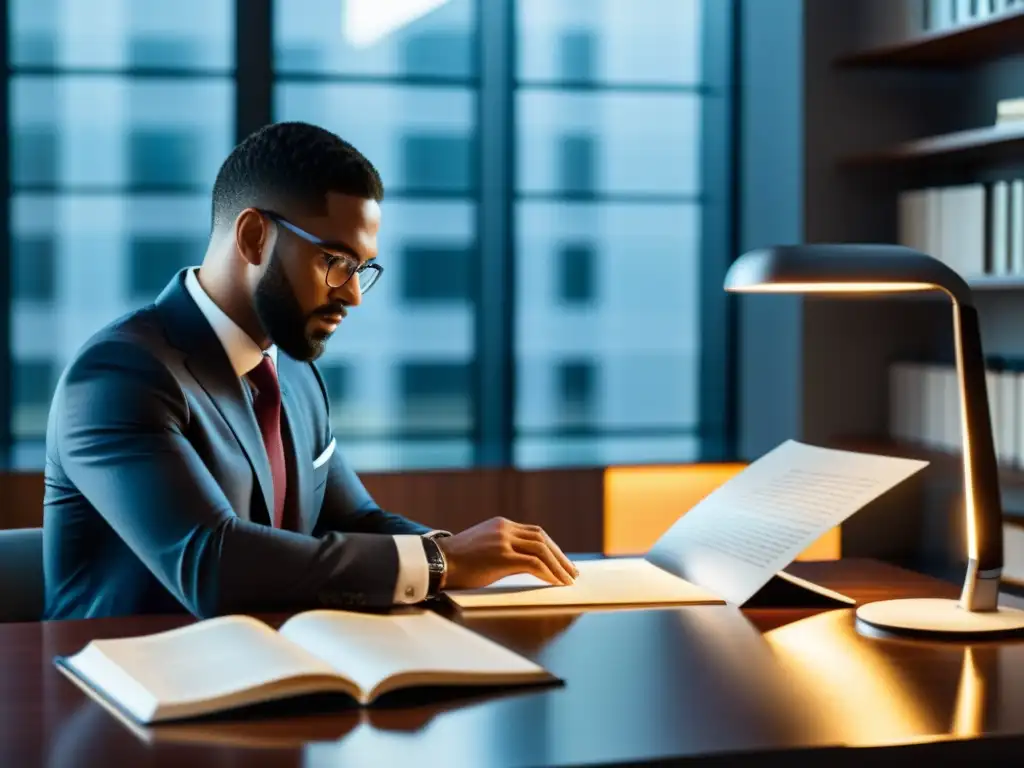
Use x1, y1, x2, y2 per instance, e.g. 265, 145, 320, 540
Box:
446, 440, 928, 613
55, 609, 556, 725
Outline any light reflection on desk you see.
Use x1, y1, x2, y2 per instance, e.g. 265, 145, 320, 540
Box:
763, 608, 1024, 746
302, 605, 838, 768
45, 603, 1024, 767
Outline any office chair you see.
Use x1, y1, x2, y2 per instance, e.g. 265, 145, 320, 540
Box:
0, 527, 44, 622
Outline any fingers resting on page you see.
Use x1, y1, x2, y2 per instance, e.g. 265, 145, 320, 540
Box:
436, 516, 579, 590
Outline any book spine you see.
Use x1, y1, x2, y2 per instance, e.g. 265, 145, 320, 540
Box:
1003, 522, 1024, 585
1012, 180, 1024, 275
926, 0, 956, 29
1016, 361, 1024, 469
898, 184, 1008, 277
1000, 359, 1019, 467
991, 181, 1010, 275
886, 357, 1024, 464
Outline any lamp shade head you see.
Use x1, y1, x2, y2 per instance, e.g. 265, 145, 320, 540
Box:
724, 244, 973, 306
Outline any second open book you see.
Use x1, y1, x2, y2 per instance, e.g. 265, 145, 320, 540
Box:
446, 440, 928, 612
56, 609, 555, 725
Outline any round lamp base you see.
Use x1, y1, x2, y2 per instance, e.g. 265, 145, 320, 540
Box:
856, 598, 1024, 640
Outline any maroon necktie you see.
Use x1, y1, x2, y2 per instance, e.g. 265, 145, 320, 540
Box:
249, 355, 287, 528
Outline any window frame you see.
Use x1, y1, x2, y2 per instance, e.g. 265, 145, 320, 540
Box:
0, 0, 738, 468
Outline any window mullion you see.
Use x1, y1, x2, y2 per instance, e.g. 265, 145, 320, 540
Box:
475, 0, 515, 466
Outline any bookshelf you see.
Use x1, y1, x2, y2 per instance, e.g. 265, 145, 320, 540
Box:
795, 1, 1024, 578
833, 8, 1024, 294
836, 7, 1024, 67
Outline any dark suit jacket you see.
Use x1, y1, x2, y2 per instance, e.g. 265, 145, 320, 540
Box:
42, 270, 432, 620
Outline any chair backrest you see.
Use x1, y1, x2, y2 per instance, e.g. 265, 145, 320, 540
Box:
0, 528, 44, 622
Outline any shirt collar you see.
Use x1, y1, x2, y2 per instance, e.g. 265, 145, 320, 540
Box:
184, 267, 277, 377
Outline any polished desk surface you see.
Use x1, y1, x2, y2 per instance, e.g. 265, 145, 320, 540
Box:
5, 559, 1024, 767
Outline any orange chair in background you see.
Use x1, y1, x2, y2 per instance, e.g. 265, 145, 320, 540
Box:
602, 464, 841, 560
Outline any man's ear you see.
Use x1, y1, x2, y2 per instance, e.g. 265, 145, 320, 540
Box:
234, 208, 274, 267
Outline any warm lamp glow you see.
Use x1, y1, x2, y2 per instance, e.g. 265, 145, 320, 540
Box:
727, 281, 939, 294
765, 611, 934, 744
952, 646, 984, 737
952, 301, 980, 565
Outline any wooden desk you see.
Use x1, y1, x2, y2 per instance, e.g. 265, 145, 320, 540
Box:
4, 559, 1024, 767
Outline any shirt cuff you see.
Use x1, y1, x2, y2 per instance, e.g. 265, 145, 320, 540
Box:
392, 535, 430, 604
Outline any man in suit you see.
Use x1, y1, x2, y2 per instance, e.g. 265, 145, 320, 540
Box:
43, 121, 577, 620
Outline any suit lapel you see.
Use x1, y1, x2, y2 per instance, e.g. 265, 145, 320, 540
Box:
155, 271, 275, 525
187, 359, 275, 525
278, 356, 314, 532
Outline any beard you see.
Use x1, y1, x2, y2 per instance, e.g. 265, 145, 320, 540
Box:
253, 248, 333, 362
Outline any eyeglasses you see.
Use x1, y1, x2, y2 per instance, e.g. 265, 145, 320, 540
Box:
258, 209, 384, 294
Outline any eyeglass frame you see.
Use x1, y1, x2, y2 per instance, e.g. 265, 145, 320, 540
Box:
256, 208, 384, 293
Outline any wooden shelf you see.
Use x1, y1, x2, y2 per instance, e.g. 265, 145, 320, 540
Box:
840, 123, 1024, 166
836, 9, 1024, 68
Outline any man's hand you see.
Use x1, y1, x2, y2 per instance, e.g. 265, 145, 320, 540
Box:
436, 517, 579, 590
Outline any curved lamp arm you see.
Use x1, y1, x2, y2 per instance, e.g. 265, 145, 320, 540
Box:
953, 299, 1002, 611
725, 244, 1001, 613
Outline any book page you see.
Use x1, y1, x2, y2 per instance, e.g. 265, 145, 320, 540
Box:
279, 609, 550, 701
444, 557, 724, 610
645, 440, 928, 605
66, 615, 337, 722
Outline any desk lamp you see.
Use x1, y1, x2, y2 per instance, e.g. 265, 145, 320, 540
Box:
725, 243, 1024, 638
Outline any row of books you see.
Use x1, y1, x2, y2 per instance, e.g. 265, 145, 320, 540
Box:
889, 359, 1024, 589
888, 359, 1024, 467
923, 0, 1024, 31
897, 182, 1024, 279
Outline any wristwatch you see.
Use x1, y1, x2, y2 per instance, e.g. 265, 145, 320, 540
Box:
422, 535, 449, 598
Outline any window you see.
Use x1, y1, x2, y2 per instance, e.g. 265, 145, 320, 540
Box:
557, 243, 596, 304
128, 130, 205, 188
559, 31, 596, 81
273, 0, 475, 78
2, 1, 733, 472
401, 31, 471, 75
128, 36, 206, 69
12, 361, 52, 441
318, 362, 355, 432
319, 363, 350, 404
401, 134, 473, 192
514, 0, 725, 467
402, 245, 473, 302
12, 128, 58, 186
556, 360, 597, 426
13, 361, 52, 406
557, 134, 597, 193
7, 0, 234, 466
273, 0, 478, 470
10, 0, 233, 70
13, 237, 55, 302
399, 362, 472, 432
128, 237, 204, 297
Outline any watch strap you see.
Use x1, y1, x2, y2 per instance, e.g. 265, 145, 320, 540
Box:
422, 536, 447, 598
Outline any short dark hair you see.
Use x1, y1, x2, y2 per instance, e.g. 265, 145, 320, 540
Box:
210, 121, 384, 230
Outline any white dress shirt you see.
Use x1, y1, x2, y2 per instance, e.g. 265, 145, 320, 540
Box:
183, 267, 432, 604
